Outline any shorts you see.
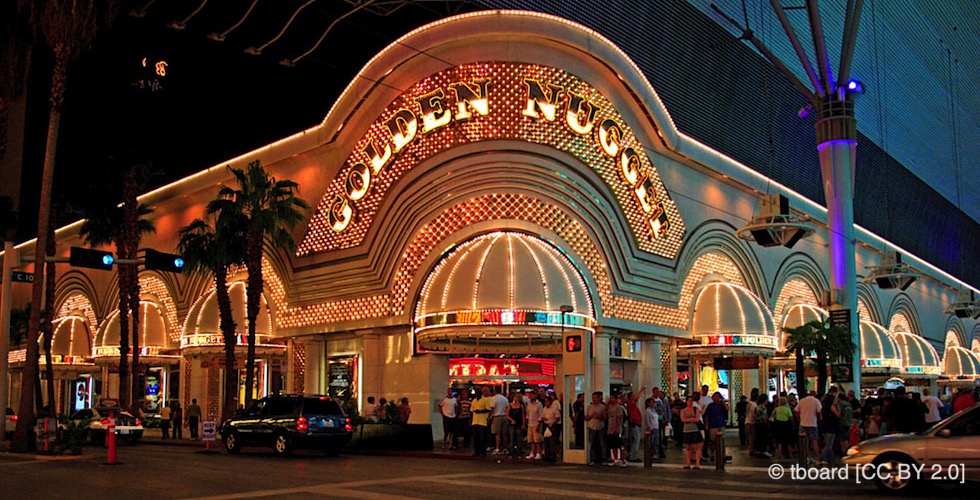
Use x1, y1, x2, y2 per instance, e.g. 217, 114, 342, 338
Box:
683, 431, 703, 444
801, 426, 818, 442
491, 415, 507, 435
527, 423, 543, 443
442, 415, 456, 434
607, 434, 622, 449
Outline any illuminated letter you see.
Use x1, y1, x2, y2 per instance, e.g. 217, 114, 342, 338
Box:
649, 202, 671, 239
328, 194, 354, 233
415, 88, 452, 133
597, 119, 623, 157
633, 173, 658, 213
618, 147, 640, 185
565, 91, 599, 135
363, 138, 392, 175
384, 109, 418, 152
449, 78, 491, 120
522, 79, 563, 121
344, 162, 370, 201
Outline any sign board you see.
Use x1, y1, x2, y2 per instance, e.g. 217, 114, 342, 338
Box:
201, 420, 217, 441
714, 356, 760, 370
829, 309, 851, 332
328, 361, 354, 401
831, 363, 854, 383
11, 271, 34, 283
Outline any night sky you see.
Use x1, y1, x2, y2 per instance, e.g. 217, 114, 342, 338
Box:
16, 0, 471, 238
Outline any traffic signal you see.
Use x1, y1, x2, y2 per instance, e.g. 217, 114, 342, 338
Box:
565, 334, 583, 352
144, 249, 184, 273
70, 247, 114, 271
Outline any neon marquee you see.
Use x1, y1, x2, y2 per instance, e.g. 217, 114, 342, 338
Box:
691, 334, 778, 350
301, 63, 685, 259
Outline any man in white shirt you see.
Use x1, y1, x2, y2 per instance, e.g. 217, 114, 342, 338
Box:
795, 390, 822, 461
525, 391, 544, 459
921, 388, 943, 424
439, 389, 458, 449
490, 387, 509, 454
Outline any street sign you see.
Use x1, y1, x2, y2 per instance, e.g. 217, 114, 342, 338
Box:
202, 420, 217, 441
829, 308, 851, 331
11, 271, 34, 283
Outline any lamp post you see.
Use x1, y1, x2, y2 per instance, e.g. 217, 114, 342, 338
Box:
559, 305, 573, 336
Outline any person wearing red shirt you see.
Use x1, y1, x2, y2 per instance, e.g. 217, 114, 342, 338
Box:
952, 388, 975, 415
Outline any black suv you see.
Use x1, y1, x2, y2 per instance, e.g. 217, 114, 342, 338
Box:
220, 395, 352, 456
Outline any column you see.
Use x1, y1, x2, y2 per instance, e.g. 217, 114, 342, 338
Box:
593, 329, 612, 396
0, 241, 13, 441
816, 98, 860, 392
668, 339, 678, 395
360, 332, 383, 415
758, 357, 769, 396
644, 338, 663, 393
303, 340, 324, 395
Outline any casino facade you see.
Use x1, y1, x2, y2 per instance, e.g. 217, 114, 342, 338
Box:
4, 10, 979, 446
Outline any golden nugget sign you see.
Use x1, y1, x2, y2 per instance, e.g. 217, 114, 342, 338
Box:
300, 63, 685, 258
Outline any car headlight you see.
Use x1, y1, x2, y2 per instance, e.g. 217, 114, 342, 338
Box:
846, 445, 860, 456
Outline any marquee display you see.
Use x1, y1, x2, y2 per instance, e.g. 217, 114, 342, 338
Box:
300, 62, 685, 258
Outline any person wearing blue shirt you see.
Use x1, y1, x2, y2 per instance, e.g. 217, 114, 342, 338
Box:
704, 392, 728, 461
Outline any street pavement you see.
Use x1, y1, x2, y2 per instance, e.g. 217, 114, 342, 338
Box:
0, 433, 974, 499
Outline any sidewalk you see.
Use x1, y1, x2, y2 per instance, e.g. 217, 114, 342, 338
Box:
138, 428, 792, 470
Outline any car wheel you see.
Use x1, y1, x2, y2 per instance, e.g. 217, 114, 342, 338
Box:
224, 431, 241, 454
273, 433, 292, 456
873, 454, 918, 493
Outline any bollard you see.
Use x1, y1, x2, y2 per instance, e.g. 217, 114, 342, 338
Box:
797, 431, 807, 469
714, 430, 725, 471
105, 412, 119, 465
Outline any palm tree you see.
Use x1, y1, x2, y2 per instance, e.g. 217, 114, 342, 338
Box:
14, 0, 117, 453
80, 202, 154, 409
208, 160, 307, 409
784, 320, 819, 394
812, 320, 854, 396
178, 214, 246, 420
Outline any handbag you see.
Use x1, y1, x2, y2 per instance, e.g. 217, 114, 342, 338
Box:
543, 426, 553, 438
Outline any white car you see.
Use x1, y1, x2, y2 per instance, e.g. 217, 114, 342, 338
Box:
4, 407, 16, 439
842, 402, 980, 492
62, 407, 144, 445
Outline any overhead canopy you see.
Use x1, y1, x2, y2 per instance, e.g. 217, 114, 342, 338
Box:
95, 301, 175, 358
48, 316, 93, 362
942, 346, 980, 380
893, 332, 941, 378
685, 281, 778, 356
182, 282, 276, 349
860, 321, 902, 374
414, 231, 595, 354
780, 303, 827, 356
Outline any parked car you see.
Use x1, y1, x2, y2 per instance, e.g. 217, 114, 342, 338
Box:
60, 407, 144, 445
220, 394, 352, 456
4, 407, 16, 439
842, 402, 980, 492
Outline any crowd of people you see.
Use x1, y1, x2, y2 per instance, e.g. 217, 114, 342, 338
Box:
362, 383, 978, 468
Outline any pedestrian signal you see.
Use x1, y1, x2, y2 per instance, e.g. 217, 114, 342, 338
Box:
565, 335, 583, 352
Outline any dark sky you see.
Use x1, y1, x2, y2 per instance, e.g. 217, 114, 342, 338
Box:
18, 0, 471, 238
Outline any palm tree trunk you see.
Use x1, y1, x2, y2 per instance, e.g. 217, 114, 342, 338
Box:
130, 279, 141, 411
13, 101, 60, 453
43, 223, 57, 412
215, 267, 238, 420
243, 229, 263, 410
795, 347, 807, 394
123, 171, 142, 411
116, 262, 131, 409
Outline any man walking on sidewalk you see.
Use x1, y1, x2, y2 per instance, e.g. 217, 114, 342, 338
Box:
186, 398, 202, 440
